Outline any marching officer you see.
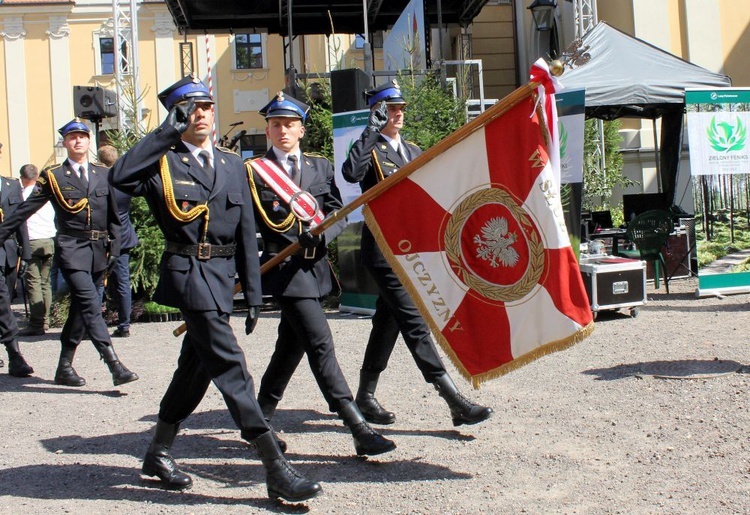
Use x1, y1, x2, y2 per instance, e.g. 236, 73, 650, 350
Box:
0, 119, 137, 387
342, 81, 493, 427
0, 173, 33, 377
110, 77, 321, 503
247, 92, 395, 457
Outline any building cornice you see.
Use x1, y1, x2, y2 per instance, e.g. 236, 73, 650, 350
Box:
1, 16, 26, 40
46, 15, 70, 39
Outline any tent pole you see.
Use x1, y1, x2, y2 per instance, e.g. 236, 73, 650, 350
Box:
652, 118, 661, 191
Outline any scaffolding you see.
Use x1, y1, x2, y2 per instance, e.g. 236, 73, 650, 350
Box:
112, 0, 142, 131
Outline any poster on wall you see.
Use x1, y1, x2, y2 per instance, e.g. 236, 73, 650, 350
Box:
383, 0, 426, 72
686, 88, 750, 296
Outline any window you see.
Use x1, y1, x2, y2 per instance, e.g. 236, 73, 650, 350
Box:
355, 32, 384, 49
239, 133, 267, 160
234, 33, 264, 69
99, 37, 127, 75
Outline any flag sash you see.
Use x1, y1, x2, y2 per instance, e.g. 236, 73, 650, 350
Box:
250, 157, 324, 226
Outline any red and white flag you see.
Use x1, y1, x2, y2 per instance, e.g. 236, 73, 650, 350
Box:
364, 70, 593, 387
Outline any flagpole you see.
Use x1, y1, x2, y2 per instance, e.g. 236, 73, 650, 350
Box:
172, 81, 540, 337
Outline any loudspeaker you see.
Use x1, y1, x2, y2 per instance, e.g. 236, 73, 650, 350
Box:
73, 86, 117, 120
330, 69, 371, 113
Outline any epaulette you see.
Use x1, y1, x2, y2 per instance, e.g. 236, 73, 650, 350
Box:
41, 163, 63, 175
216, 146, 240, 157
404, 140, 419, 147
91, 160, 105, 167
302, 151, 327, 159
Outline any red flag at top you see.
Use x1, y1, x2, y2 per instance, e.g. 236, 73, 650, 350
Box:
363, 73, 593, 387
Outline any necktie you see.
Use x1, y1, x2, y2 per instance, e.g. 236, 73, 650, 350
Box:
199, 150, 215, 183
287, 154, 301, 185
78, 165, 88, 191
397, 142, 410, 163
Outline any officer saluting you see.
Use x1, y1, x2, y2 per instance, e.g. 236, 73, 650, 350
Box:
110, 77, 321, 503
342, 81, 493, 427
0, 118, 137, 387
247, 92, 395, 457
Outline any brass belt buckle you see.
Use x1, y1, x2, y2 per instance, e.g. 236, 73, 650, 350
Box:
303, 247, 315, 259
90, 230, 101, 241
197, 243, 211, 260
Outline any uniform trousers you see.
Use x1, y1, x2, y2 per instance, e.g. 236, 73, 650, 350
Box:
158, 309, 269, 441
0, 263, 19, 344
258, 296, 353, 412
362, 264, 446, 382
60, 268, 111, 352
25, 238, 54, 330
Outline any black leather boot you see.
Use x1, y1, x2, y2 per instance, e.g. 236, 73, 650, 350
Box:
355, 370, 396, 425
99, 345, 139, 386
141, 419, 193, 491
54, 346, 86, 387
433, 373, 493, 426
254, 430, 322, 502
338, 400, 396, 456
5, 339, 33, 377
258, 397, 287, 453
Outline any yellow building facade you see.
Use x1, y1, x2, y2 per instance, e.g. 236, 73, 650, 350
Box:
0, 0, 358, 176
1, 0, 748, 182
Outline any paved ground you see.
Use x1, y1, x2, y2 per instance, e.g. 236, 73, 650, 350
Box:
0, 276, 748, 514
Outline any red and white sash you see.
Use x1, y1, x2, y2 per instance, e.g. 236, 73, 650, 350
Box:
250, 157, 323, 227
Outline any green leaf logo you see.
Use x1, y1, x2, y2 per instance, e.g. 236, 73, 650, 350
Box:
558, 122, 568, 158
707, 116, 746, 152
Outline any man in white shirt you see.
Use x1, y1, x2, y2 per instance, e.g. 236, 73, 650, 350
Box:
18, 164, 56, 336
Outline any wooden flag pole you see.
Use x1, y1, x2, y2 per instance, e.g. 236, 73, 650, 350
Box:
172, 82, 539, 337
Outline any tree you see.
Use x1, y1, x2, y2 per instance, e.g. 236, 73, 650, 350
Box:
104, 81, 163, 298
398, 71, 465, 149
582, 118, 631, 224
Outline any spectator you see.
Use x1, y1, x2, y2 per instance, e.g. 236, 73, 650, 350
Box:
99, 145, 137, 337
0, 143, 34, 376
18, 164, 56, 336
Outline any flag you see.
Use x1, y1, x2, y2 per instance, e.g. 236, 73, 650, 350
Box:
363, 69, 594, 387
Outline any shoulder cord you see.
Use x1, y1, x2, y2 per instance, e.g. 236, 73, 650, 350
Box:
159, 155, 210, 243
372, 149, 385, 182
46, 171, 91, 226
245, 161, 300, 234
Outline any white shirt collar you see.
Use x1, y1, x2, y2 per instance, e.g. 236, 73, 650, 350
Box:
67, 158, 89, 171
380, 133, 402, 153
183, 141, 214, 168
272, 147, 301, 173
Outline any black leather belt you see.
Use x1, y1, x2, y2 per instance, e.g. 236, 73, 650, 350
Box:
264, 241, 317, 260
58, 228, 109, 241
165, 241, 236, 260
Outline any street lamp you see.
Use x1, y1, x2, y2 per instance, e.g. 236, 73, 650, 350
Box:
528, 0, 557, 31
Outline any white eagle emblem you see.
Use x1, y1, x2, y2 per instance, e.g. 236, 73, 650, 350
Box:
474, 217, 520, 268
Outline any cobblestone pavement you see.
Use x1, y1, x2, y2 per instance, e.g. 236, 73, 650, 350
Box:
0, 277, 748, 514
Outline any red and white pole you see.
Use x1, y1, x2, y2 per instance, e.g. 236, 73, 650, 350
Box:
205, 33, 216, 145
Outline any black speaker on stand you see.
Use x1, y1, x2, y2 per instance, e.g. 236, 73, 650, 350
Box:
330, 69, 371, 114
73, 86, 117, 147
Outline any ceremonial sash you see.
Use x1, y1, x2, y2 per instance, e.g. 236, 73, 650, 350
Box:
249, 157, 323, 227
